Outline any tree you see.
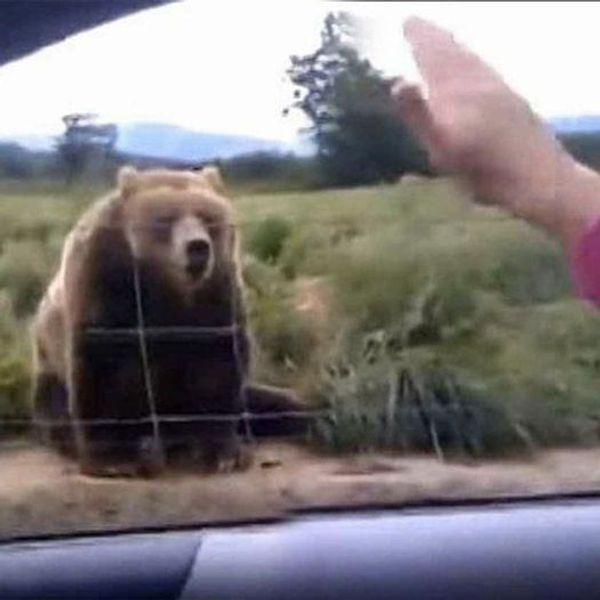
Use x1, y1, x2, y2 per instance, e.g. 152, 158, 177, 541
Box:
0, 143, 33, 180
286, 12, 430, 187
55, 113, 117, 185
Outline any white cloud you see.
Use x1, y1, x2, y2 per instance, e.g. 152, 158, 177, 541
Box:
0, 1, 599, 139
355, 1, 600, 118
0, 0, 328, 139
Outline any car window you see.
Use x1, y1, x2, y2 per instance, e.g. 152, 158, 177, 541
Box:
1, 0, 600, 539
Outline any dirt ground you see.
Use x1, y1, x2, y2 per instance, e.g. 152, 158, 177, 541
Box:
3, 441, 600, 539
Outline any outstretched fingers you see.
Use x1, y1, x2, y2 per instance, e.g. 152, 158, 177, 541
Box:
403, 16, 503, 92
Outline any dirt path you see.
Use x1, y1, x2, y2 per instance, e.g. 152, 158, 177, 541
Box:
2, 442, 600, 539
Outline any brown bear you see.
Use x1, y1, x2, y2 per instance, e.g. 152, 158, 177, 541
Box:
31, 166, 307, 477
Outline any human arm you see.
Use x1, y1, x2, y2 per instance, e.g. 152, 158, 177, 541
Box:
391, 17, 600, 251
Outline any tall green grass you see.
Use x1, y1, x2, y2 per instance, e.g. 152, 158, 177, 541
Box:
238, 179, 600, 456
1, 178, 599, 457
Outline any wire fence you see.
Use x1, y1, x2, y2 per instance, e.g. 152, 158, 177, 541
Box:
5, 212, 512, 458
11, 244, 335, 464
84, 325, 240, 342
3, 410, 331, 429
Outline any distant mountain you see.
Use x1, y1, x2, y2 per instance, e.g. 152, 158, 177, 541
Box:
2, 134, 56, 153
549, 115, 600, 135
115, 122, 293, 162
6, 117, 600, 162
0, 121, 307, 162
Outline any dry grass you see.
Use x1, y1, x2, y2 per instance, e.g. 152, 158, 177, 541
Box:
2, 441, 600, 539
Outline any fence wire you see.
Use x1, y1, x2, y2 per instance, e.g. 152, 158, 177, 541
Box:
5, 212, 505, 456
84, 325, 240, 341
3, 410, 331, 428
15, 243, 334, 461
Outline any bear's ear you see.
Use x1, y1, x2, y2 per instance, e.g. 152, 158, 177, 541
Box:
118, 166, 139, 199
200, 165, 226, 195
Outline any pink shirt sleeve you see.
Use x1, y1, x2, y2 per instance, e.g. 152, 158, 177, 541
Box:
570, 214, 600, 308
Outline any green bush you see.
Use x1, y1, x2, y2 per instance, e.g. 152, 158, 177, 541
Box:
484, 234, 571, 305
279, 225, 329, 280
0, 239, 56, 315
0, 353, 30, 422
242, 255, 284, 299
248, 216, 293, 264
245, 262, 317, 384
312, 346, 533, 458
0, 292, 20, 342
0, 294, 33, 431
328, 230, 484, 343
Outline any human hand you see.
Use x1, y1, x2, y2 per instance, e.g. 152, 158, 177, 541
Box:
392, 17, 588, 241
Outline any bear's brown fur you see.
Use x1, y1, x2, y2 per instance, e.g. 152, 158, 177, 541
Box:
31, 166, 306, 477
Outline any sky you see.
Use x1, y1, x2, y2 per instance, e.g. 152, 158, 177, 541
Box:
1, 1, 599, 141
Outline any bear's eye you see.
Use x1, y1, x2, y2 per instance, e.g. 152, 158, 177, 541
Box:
198, 214, 222, 235
151, 215, 176, 238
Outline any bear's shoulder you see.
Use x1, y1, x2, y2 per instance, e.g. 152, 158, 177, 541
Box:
55, 192, 127, 290
71, 192, 124, 241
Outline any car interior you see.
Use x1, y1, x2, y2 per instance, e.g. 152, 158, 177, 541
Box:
2, 2, 600, 599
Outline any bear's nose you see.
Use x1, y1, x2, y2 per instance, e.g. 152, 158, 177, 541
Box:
186, 239, 211, 278
186, 239, 210, 260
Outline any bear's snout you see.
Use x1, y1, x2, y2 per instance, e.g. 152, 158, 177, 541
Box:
186, 238, 212, 279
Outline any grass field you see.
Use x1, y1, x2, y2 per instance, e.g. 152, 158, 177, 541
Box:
2, 176, 600, 537
1, 177, 600, 459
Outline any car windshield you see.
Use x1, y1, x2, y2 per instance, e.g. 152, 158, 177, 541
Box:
2, 0, 600, 540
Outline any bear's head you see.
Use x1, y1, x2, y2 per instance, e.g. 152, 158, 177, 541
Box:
117, 165, 237, 295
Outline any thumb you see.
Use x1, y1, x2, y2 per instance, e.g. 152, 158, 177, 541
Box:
391, 79, 443, 165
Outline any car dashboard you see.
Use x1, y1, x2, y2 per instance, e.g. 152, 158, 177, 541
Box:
2, 495, 600, 599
